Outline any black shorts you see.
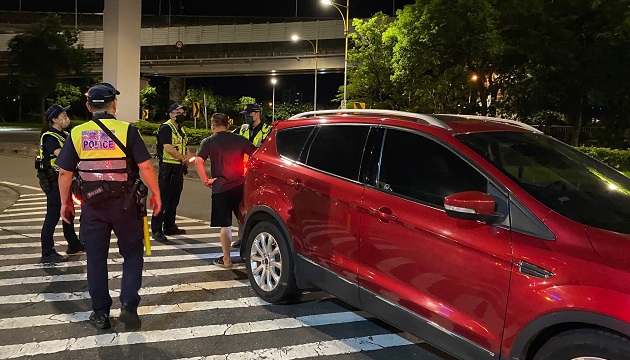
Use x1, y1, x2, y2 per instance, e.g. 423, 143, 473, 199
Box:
211, 184, 243, 227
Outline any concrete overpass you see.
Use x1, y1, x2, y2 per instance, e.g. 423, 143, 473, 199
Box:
0, 4, 349, 120
0, 16, 346, 77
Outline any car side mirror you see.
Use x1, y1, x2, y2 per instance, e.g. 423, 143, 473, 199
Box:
444, 191, 500, 223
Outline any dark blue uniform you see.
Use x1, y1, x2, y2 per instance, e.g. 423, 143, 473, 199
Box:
56, 113, 151, 318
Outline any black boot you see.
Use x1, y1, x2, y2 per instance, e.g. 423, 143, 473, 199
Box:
119, 303, 141, 331
89, 311, 111, 329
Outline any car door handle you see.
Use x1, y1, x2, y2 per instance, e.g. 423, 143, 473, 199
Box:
287, 179, 303, 190
369, 207, 398, 222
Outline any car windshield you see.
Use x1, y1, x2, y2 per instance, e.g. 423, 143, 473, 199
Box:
457, 131, 630, 234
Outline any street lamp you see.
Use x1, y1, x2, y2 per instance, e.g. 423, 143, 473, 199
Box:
291, 34, 319, 111
322, 0, 349, 109
270, 77, 277, 121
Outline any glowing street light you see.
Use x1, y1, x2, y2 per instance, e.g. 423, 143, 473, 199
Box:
291, 34, 319, 111
322, 0, 349, 109
270, 77, 278, 121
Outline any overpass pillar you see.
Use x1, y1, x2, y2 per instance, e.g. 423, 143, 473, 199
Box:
103, 0, 141, 122
169, 77, 186, 104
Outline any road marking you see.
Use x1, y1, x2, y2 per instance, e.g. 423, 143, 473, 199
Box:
0, 242, 225, 261
0, 297, 268, 330
0, 209, 82, 218
0, 250, 242, 272
18, 194, 46, 198
15, 197, 47, 203
0, 216, 205, 225
0, 181, 40, 191
0, 258, 244, 286
177, 334, 416, 360
1, 222, 214, 231
0, 230, 237, 243
0, 312, 366, 359
0, 277, 248, 304
2, 206, 48, 213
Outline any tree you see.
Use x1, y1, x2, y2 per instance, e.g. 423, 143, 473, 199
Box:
140, 86, 161, 121
497, 0, 630, 145
50, 82, 81, 108
8, 14, 93, 125
345, 13, 397, 109
390, 0, 504, 114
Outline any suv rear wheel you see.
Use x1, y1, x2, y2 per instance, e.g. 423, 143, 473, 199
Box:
245, 221, 299, 303
533, 329, 630, 360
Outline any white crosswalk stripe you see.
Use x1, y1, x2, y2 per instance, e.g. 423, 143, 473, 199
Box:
0, 184, 427, 360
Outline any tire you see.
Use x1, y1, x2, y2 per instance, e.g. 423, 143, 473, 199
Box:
245, 221, 300, 303
533, 329, 630, 360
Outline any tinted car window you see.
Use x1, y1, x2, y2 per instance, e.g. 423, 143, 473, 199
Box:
458, 131, 630, 233
276, 126, 314, 161
305, 125, 370, 181
378, 129, 487, 206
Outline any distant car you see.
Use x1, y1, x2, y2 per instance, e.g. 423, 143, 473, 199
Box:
238, 109, 630, 360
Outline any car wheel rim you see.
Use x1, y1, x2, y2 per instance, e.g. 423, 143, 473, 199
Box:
250, 231, 282, 292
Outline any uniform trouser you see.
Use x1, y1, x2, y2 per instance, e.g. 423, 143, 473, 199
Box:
80, 197, 144, 315
40, 179, 81, 256
151, 162, 184, 232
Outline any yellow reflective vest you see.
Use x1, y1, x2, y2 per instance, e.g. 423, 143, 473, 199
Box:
161, 120, 188, 164
238, 123, 272, 148
39, 130, 66, 170
71, 118, 133, 182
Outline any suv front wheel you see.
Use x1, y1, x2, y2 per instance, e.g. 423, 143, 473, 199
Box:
533, 329, 630, 360
245, 221, 300, 303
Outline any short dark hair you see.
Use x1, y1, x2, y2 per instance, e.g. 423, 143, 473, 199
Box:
90, 101, 113, 113
210, 113, 229, 128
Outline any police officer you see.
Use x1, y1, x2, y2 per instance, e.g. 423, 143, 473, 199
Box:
236, 103, 272, 148
56, 83, 161, 331
38, 104, 84, 263
152, 103, 191, 242
230, 103, 272, 249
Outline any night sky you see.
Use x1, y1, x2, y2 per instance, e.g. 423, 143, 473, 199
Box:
1, 0, 416, 106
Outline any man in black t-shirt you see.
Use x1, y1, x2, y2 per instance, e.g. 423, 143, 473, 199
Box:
194, 113, 256, 268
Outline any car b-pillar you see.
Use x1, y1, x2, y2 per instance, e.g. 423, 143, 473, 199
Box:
103, 0, 141, 122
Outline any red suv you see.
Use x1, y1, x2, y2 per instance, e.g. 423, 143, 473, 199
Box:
238, 110, 630, 360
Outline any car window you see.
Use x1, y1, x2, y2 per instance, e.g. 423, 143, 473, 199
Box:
305, 125, 370, 181
458, 131, 630, 233
378, 129, 487, 207
276, 126, 315, 161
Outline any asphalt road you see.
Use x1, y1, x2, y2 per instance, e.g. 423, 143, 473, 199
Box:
0, 150, 457, 360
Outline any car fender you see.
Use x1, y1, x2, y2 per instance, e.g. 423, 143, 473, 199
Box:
509, 309, 630, 360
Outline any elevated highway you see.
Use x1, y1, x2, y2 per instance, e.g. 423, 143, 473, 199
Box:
0, 14, 347, 77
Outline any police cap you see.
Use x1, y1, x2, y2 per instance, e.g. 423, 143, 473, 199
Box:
240, 103, 260, 114
45, 104, 70, 122
87, 83, 119, 105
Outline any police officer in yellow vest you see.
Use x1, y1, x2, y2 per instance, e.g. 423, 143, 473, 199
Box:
152, 103, 192, 242
38, 104, 84, 264
56, 83, 161, 330
237, 103, 272, 148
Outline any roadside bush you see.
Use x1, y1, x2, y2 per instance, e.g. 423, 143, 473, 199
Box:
577, 146, 630, 172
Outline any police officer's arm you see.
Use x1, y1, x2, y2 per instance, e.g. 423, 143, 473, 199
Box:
55, 137, 80, 224
58, 169, 74, 223
138, 160, 161, 215
159, 125, 187, 161
130, 126, 162, 215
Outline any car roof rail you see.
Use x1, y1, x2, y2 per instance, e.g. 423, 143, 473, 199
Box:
440, 114, 543, 134
289, 109, 452, 131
